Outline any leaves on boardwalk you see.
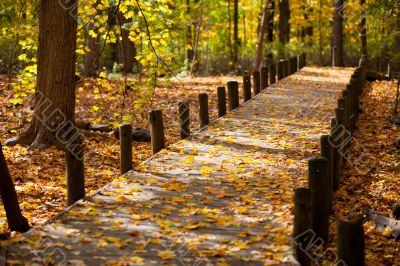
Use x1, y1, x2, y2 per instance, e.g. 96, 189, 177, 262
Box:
2, 67, 357, 264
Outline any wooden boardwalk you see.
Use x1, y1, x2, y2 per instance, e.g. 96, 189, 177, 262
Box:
4, 66, 354, 265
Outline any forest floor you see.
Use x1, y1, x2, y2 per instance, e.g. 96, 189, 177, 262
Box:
0, 74, 237, 232
326, 79, 400, 265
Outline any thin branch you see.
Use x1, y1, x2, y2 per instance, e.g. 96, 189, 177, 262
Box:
135, 0, 188, 93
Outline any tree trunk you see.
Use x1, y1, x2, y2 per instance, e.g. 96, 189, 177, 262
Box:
84, 2, 100, 76
360, 0, 367, 57
278, 0, 290, 44
186, 0, 194, 69
16, 0, 78, 149
267, 0, 274, 42
233, 0, 239, 66
84, 26, 99, 76
0, 143, 30, 232
254, 0, 270, 71
332, 0, 344, 66
117, 12, 137, 73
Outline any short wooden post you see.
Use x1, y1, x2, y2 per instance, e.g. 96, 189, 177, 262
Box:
337, 220, 365, 266
198, 93, 209, 128
0, 142, 30, 232
252, 71, 261, 95
290, 57, 297, 74
149, 109, 165, 154
269, 63, 276, 84
260, 66, 269, 90
320, 135, 333, 209
243, 75, 252, 102
120, 124, 133, 174
330, 118, 340, 191
302, 53, 307, 67
298, 54, 303, 69
388, 63, 392, 79
217, 86, 227, 118
228, 81, 239, 111
293, 187, 313, 266
277, 60, 284, 80
308, 157, 330, 244
283, 59, 290, 77
66, 143, 85, 206
179, 102, 190, 139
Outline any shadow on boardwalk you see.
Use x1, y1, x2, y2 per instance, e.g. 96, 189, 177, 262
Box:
4, 66, 353, 265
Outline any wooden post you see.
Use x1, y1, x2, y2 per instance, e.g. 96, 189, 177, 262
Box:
320, 135, 333, 209
0, 142, 30, 232
277, 60, 284, 80
120, 124, 133, 174
243, 75, 252, 102
252, 71, 261, 95
217, 86, 227, 118
283, 59, 290, 77
302, 53, 307, 67
269, 63, 276, 84
293, 187, 313, 266
308, 157, 330, 244
149, 109, 165, 154
330, 118, 340, 191
337, 220, 365, 266
228, 81, 240, 111
66, 143, 85, 206
260, 66, 268, 90
198, 93, 209, 128
179, 102, 190, 139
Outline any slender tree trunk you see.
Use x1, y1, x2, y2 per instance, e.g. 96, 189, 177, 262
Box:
360, 0, 367, 57
267, 0, 274, 42
233, 0, 239, 66
319, 0, 323, 65
186, 0, 194, 69
84, 29, 99, 76
254, 0, 270, 71
332, 0, 344, 66
0, 143, 30, 232
278, 0, 290, 44
16, 0, 78, 149
228, 0, 233, 62
117, 12, 137, 73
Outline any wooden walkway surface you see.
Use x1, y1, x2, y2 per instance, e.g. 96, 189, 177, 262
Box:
4, 66, 354, 265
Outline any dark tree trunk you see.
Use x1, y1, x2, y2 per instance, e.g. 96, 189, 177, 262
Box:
302, 6, 313, 40
360, 0, 367, 57
84, 26, 100, 76
254, 0, 270, 70
84, 1, 100, 76
186, 0, 194, 68
267, 0, 274, 42
332, 0, 344, 66
117, 12, 137, 73
278, 0, 290, 44
16, 0, 78, 149
233, 0, 239, 66
0, 143, 30, 232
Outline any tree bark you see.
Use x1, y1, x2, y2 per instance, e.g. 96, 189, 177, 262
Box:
233, 0, 239, 66
16, 0, 78, 149
0, 143, 30, 232
278, 0, 290, 44
186, 0, 194, 69
267, 0, 274, 42
332, 0, 344, 66
360, 0, 367, 57
84, 2, 100, 76
254, 0, 271, 71
117, 12, 137, 73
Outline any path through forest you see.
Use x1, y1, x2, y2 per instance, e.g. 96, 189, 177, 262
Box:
4, 66, 354, 265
